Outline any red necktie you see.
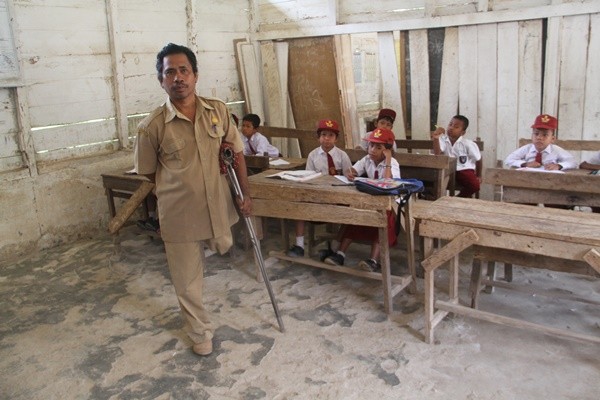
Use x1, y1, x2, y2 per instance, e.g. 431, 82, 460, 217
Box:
535, 151, 542, 164
326, 152, 336, 175
374, 170, 379, 179
248, 140, 257, 155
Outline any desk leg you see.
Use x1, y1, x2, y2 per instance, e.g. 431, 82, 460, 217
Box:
105, 188, 116, 218
423, 237, 435, 343
380, 225, 393, 314
449, 254, 459, 302
404, 195, 417, 293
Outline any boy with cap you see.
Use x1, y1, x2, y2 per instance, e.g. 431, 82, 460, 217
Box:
324, 128, 400, 272
358, 108, 398, 151
240, 113, 280, 157
504, 114, 576, 170
287, 119, 352, 257
431, 115, 481, 197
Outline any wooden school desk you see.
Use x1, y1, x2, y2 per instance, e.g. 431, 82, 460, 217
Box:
101, 170, 152, 219
248, 170, 418, 314
414, 196, 600, 344
484, 167, 600, 207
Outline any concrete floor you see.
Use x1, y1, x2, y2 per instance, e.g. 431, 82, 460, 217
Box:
1, 223, 599, 399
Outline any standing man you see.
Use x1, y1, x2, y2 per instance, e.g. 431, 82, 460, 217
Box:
135, 43, 252, 356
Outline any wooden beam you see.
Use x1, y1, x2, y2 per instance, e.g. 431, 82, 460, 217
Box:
421, 229, 479, 272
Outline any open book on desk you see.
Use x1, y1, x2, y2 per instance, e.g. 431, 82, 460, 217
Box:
266, 170, 322, 182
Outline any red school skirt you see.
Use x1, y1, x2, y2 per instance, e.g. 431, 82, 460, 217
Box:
339, 210, 397, 247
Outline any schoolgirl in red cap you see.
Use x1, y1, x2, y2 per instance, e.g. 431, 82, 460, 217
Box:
323, 128, 400, 272
358, 108, 398, 151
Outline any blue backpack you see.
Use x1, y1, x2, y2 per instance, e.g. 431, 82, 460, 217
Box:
354, 178, 424, 196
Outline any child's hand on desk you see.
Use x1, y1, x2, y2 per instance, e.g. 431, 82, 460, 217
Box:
345, 167, 358, 181
544, 163, 562, 171
521, 161, 542, 168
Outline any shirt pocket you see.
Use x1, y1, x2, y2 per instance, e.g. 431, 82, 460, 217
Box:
160, 138, 186, 169
207, 123, 226, 140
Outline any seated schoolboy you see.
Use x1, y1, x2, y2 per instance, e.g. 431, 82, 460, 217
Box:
287, 119, 352, 257
324, 128, 400, 272
504, 114, 576, 170
358, 108, 398, 151
431, 115, 481, 198
240, 113, 280, 157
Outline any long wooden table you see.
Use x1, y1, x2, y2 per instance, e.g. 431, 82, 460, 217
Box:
414, 196, 600, 344
485, 167, 600, 207
248, 170, 417, 314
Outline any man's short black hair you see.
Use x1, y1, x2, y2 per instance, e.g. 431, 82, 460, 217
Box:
156, 43, 198, 82
452, 115, 469, 131
242, 114, 261, 129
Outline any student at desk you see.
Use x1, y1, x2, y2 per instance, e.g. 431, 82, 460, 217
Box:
240, 113, 280, 157
431, 115, 481, 198
504, 114, 577, 171
324, 128, 400, 272
286, 119, 352, 258
357, 108, 398, 151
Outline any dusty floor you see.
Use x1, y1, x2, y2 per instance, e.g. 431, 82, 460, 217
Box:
1, 222, 599, 400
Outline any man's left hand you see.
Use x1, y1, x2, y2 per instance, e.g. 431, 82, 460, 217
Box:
237, 196, 252, 217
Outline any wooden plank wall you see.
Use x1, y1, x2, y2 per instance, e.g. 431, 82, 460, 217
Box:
2, 0, 249, 170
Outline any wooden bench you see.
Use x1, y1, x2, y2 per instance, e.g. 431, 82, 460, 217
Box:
345, 149, 454, 200
415, 196, 600, 344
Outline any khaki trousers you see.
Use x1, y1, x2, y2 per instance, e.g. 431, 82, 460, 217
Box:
164, 241, 213, 343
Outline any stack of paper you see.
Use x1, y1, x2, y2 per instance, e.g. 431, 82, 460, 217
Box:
266, 170, 321, 182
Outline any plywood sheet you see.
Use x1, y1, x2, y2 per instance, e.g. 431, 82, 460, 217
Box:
437, 27, 459, 128
496, 22, 519, 161
408, 29, 430, 139
287, 36, 343, 145
458, 25, 478, 134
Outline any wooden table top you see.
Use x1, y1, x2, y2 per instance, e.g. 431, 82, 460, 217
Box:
413, 196, 600, 247
248, 169, 394, 211
484, 168, 600, 193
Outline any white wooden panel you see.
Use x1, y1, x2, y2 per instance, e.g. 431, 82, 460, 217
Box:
260, 41, 285, 127
437, 27, 458, 127
0, 88, 21, 169
409, 29, 430, 139
0, 88, 18, 135
378, 31, 406, 139
339, 0, 425, 23
118, 32, 188, 54
583, 13, 600, 143
28, 99, 116, 128
542, 17, 561, 116
557, 14, 589, 144
16, 30, 109, 56
119, 10, 186, 32
492, 0, 552, 11
258, 0, 327, 26
13, 4, 107, 32
517, 20, 543, 140
434, 1, 477, 17
22, 54, 111, 83
458, 25, 478, 134
496, 22, 519, 161
0, 0, 20, 81
476, 23, 497, 164
32, 119, 117, 154
237, 41, 264, 118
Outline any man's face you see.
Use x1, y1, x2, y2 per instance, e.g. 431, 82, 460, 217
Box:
160, 53, 198, 101
531, 128, 555, 151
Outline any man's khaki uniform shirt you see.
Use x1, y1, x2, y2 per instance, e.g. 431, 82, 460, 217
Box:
135, 95, 242, 250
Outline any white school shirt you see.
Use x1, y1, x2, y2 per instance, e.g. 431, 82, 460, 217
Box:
241, 132, 280, 157
306, 146, 353, 175
438, 135, 481, 171
504, 143, 577, 170
352, 155, 401, 179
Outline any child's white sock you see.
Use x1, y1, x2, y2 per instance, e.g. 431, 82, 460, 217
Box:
336, 250, 345, 257
296, 236, 304, 249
